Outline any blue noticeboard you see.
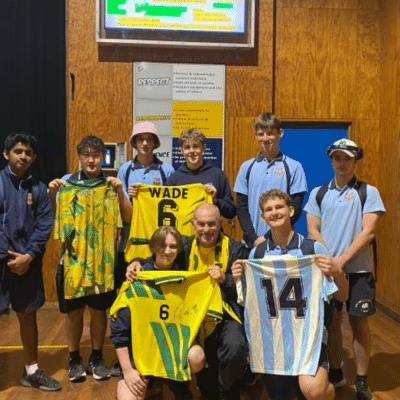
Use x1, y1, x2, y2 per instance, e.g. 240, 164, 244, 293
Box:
172, 138, 223, 170
280, 124, 350, 237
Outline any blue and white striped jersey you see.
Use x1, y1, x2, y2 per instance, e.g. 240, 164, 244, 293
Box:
239, 255, 337, 376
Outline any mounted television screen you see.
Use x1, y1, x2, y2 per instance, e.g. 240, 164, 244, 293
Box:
96, 0, 255, 49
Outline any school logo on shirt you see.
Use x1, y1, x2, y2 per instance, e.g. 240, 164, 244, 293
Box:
345, 192, 354, 202
275, 167, 284, 177
153, 177, 161, 185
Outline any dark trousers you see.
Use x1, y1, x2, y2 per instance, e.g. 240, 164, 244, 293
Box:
196, 318, 247, 400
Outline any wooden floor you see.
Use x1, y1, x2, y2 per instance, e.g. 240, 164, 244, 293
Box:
1, 305, 400, 400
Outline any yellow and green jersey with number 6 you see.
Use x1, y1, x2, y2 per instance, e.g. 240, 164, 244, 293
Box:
110, 270, 224, 381
125, 183, 213, 260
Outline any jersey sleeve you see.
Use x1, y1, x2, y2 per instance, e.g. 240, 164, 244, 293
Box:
288, 161, 307, 195
321, 275, 338, 302
248, 247, 256, 260
236, 277, 246, 306
364, 185, 386, 215
303, 187, 322, 218
313, 241, 330, 256
61, 173, 72, 181
233, 159, 253, 195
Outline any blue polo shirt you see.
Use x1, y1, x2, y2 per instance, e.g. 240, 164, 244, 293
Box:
234, 153, 307, 237
117, 156, 174, 251
117, 156, 174, 198
249, 232, 329, 259
304, 178, 385, 273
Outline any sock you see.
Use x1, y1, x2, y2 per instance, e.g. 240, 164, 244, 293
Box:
90, 349, 103, 360
69, 350, 80, 361
356, 375, 368, 383
25, 363, 39, 375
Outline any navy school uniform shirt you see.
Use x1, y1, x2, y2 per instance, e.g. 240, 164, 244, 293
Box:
166, 161, 236, 219
0, 166, 54, 261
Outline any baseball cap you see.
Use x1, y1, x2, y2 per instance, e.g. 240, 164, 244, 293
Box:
129, 121, 160, 149
327, 138, 363, 159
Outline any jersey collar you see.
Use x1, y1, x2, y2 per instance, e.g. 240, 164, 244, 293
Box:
132, 155, 162, 171
264, 231, 301, 252
255, 152, 285, 164
329, 175, 358, 191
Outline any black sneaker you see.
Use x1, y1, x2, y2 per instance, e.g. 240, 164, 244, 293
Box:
68, 356, 86, 382
109, 361, 121, 377
355, 379, 373, 400
87, 356, 110, 380
328, 368, 346, 388
20, 368, 62, 391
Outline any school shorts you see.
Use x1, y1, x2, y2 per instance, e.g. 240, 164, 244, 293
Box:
0, 258, 45, 313
114, 252, 128, 290
56, 260, 115, 314
261, 343, 328, 400
332, 272, 375, 317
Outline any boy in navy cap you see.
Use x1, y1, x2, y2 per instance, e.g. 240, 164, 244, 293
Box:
305, 138, 385, 400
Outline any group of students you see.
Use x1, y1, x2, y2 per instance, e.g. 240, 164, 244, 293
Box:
0, 112, 385, 400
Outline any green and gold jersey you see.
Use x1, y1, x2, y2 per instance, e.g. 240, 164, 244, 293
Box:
110, 271, 224, 381
125, 183, 213, 260
54, 178, 122, 299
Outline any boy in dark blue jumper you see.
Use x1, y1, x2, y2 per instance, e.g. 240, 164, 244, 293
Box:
166, 128, 236, 220
0, 133, 60, 391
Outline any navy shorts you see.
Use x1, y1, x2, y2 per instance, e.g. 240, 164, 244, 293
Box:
114, 252, 128, 290
332, 272, 375, 317
0, 258, 45, 313
261, 343, 328, 400
56, 260, 115, 314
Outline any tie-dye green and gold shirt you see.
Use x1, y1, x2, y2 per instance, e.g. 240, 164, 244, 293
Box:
54, 176, 122, 299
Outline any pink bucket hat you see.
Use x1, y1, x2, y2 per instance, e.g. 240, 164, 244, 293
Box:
129, 121, 160, 149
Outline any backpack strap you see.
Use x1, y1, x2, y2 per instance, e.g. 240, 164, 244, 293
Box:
282, 158, 291, 193
158, 165, 166, 185
245, 158, 257, 188
124, 164, 133, 190
299, 238, 316, 255
353, 180, 367, 209
254, 240, 269, 259
316, 183, 330, 209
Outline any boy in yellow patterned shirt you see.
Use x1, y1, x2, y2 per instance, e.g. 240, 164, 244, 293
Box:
48, 136, 131, 382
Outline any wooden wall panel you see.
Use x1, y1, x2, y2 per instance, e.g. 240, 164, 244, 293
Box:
279, 0, 380, 9
276, 7, 365, 120
275, 7, 317, 118
356, 11, 380, 119
225, 0, 273, 117
330, 10, 357, 119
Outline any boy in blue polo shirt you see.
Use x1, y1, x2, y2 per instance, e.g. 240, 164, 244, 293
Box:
304, 139, 385, 400
0, 133, 60, 391
234, 113, 307, 248
232, 189, 348, 400
116, 122, 174, 288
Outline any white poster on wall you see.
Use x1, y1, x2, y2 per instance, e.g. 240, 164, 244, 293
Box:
133, 62, 225, 169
